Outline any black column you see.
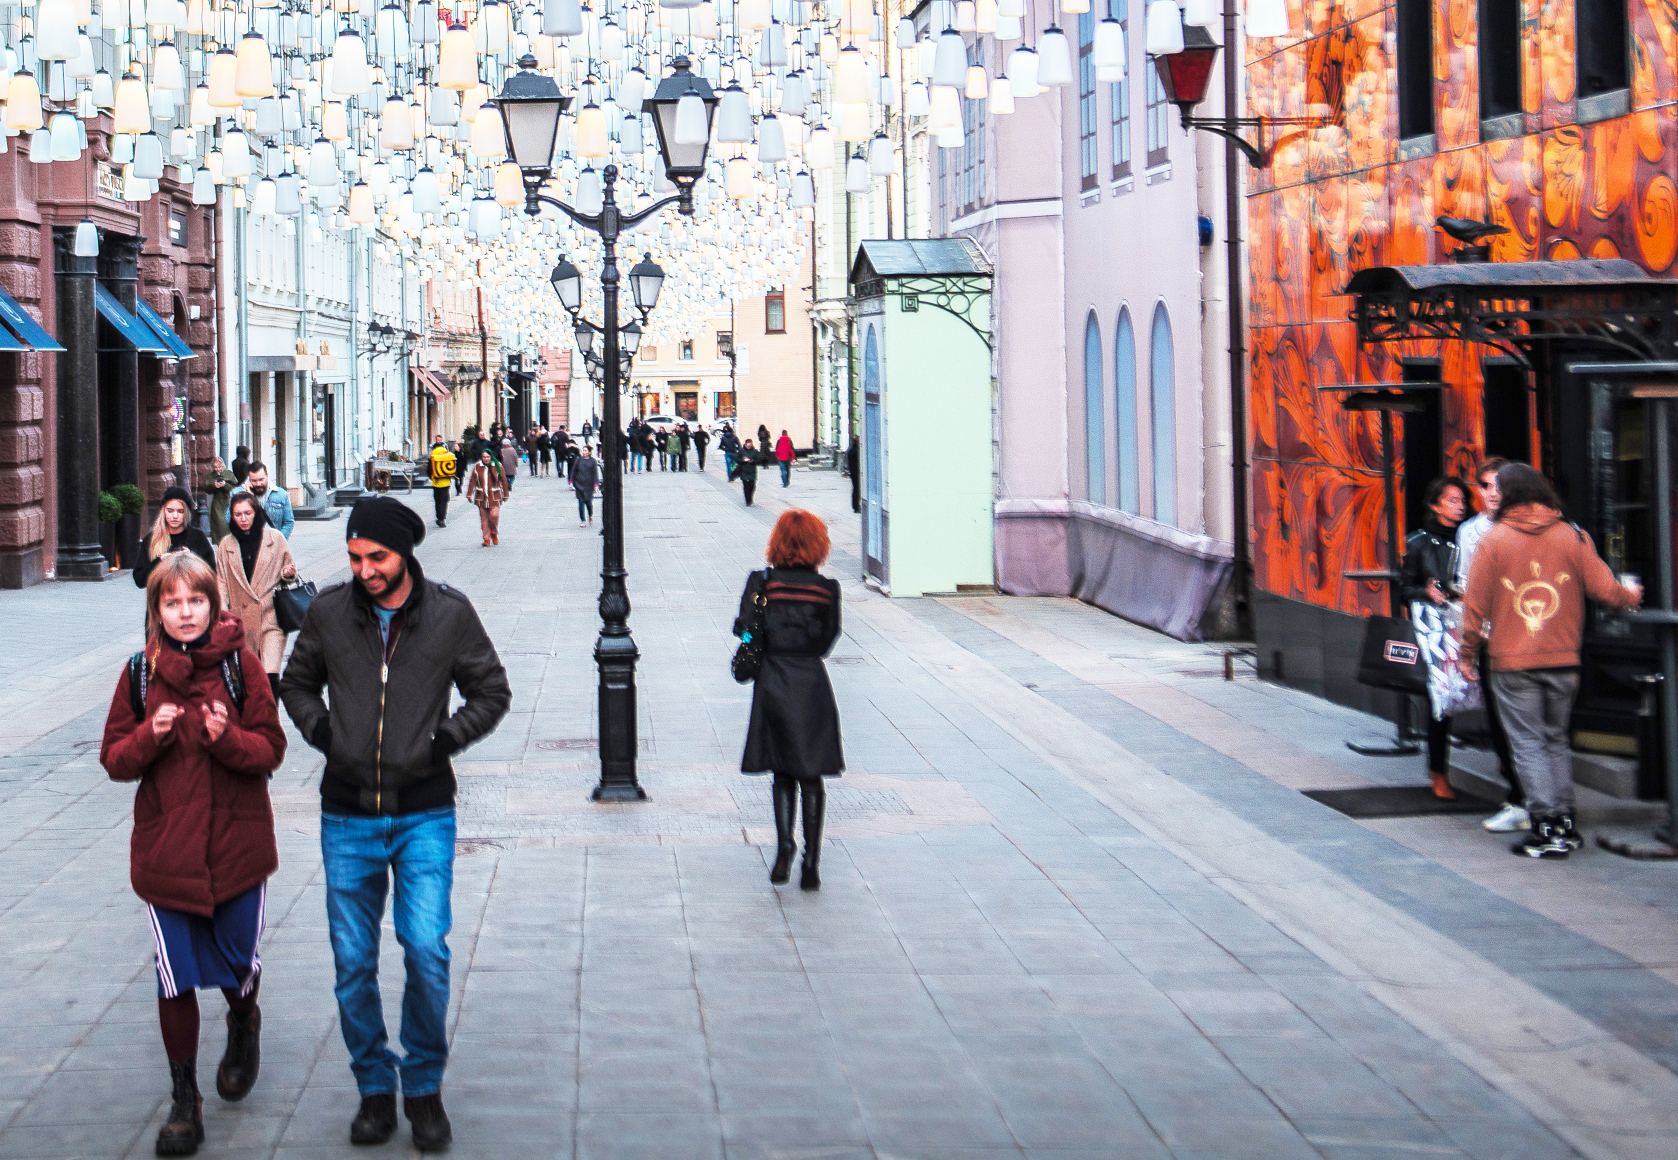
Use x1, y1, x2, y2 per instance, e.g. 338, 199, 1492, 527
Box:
53, 227, 107, 580
100, 235, 143, 513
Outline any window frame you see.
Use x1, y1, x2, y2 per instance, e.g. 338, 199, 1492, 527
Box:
1576, 0, 1630, 99
1110, 1, 1131, 180
1477, 0, 1522, 121
1396, 0, 1435, 140
1078, 13, 1098, 191
679, 340, 694, 361
765, 288, 786, 334
1144, 63, 1169, 169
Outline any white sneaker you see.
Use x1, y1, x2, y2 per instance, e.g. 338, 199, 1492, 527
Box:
1482, 804, 1531, 832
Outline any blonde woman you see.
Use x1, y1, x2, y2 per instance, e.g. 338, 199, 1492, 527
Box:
133, 486, 216, 589
216, 493, 298, 701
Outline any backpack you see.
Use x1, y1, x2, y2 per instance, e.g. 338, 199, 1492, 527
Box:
129, 650, 246, 720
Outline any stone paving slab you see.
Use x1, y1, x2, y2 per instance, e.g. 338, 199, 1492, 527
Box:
0, 464, 1674, 1159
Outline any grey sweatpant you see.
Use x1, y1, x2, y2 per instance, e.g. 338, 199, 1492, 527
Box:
1488, 668, 1580, 817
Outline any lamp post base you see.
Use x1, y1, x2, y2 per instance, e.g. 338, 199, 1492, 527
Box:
593, 630, 645, 802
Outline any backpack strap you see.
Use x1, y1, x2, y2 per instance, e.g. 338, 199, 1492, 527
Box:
220, 652, 246, 715
129, 652, 148, 720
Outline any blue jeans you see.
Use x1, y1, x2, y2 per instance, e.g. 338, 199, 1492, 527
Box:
321, 806, 456, 1097
779, 460, 791, 486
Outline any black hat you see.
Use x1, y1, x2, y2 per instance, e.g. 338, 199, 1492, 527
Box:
346, 496, 426, 558
161, 485, 196, 514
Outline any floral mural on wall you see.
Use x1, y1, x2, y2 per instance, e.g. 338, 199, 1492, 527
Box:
1245, 0, 1678, 616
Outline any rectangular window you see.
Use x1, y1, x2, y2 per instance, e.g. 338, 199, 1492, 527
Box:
765, 288, 785, 333
960, 42, 987, 213
715, 391, 736, 420
1478, 0, 1521, 119
675, 391, 698, 420
1576, 0, 1629, 97
1110, 1, 1131, 179
1144, 64, 1169, 167
640, 345, 657, 361
679, 341, 693, 360
1396, 0, 1434, 138
1078, 13, 1098, 190
716, 332, 732, 360
937, 143, 948, 234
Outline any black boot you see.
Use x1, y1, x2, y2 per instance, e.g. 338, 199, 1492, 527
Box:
770, 778, 798, 884
405, 1093, 453, 1152
1556, 812, 1584, 851
155, 1059, 203, 1157
215, 1006, 261, 1101
350, 1093, 398, 1146
800, 780, 825, 891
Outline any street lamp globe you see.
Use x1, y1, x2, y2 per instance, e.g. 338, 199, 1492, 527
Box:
574, 317, 598, 357
621, 320, 642, 356
643, 55, 718, 191
629, 255, 665, 311
494, 55, 570, 182
550, 256, 582, 311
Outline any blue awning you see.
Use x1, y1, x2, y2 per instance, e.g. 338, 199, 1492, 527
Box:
95, 284, 169, 353
135, 298, 194, 359
0, 322, 28, 352
0, 285, 63, 351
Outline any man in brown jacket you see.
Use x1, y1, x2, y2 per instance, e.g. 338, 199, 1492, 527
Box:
1459, 464, 1641, 857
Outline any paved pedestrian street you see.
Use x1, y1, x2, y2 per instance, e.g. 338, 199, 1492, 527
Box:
3, 464, 1677, 1160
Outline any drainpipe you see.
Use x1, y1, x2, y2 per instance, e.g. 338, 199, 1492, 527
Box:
235, 205, 249, 454
349, 230, 359, 471
476, 259, 488, 431
1223, 1, 1252, 635
296, 196, 308, 488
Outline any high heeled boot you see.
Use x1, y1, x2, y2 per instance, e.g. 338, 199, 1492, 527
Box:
156, 1059, 203, 1156
770, 778, 798, 885
800, 780, 825, 891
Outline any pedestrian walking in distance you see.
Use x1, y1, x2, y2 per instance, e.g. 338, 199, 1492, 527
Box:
465, 448, 508, 546
206, 456, 238, 544
134, 486, 216, 593
719, 423, 740, 479
1459, 464, 1641, 859
737, 438, 761, 506
735, 510, 845, 890
693, 425, 710, 471
572, 445, 603, 526
1400, 475, 1468, 801
230, 446, 252, 485
280, 497, 511, 1152
499, 435, 519, 491
215, 494, 297, 701
775, 429, 795, 487
240, 464, 294, 539
427, 435, 456, 527
100, 552, 286, 1158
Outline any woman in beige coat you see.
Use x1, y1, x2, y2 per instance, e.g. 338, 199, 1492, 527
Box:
216, 492, 297, 699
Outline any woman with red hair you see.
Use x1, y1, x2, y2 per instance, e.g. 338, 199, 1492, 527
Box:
735, 509, 844, 889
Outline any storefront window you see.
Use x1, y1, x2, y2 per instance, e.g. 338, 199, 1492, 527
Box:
715, 391, 736, 419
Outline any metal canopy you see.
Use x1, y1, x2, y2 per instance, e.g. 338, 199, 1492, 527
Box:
0, 285, 63, 351
135, 299, 194, 359
1342, 258, 1678, 366
94, 285, 169, 353
848, 238, 992, 285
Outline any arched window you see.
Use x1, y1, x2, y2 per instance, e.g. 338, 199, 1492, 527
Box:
1084, 313, 1104, 505
1114, 307, 1138, 514
1150, 304, 1176, 526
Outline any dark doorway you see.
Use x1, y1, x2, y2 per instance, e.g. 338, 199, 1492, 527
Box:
1482, 361, 1532, 464
273, 371, 289, 487
322, 386, 338, 486
1400, 360, 1443, 536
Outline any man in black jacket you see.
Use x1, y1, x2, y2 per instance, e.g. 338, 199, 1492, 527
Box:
280, 497, 510, 1153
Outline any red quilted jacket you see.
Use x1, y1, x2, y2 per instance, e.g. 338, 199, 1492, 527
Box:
100, 612, 286, 916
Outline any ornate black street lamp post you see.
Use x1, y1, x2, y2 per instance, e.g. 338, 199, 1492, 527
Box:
496, 55, 717, 801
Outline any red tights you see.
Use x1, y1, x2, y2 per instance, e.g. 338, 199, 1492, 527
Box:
157, 976, 260, 1062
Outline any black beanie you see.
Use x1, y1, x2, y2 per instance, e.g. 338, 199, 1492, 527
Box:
162, 485, 196, 514
346, 496, 426, 558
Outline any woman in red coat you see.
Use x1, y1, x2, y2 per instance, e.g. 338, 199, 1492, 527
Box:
100, 552, 286, 1157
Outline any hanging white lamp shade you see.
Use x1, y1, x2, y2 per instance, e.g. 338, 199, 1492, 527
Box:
716, 85, 752, 144
544, 0, 583, 37
132, 131, 165, 178
867, 132, 894, 175
843, 151, 869, 193
756, 114, 786, 162
152, 41, 185, 91
574, 102, 609, 157
188, 84, 212, 124
67, 34, 96, 80
235, 33, 275, 98
954, 0, 977, 29
620, 112, 644, 155
168, 128, 192, 160
73, 218, 99, 256
1183, 0, 1220, 26
347, 181, 374, 224
430, 86, 460, 127
838, 102, 871, 142
933, 28, 967, 87
905, 81, 930, 118
307, 136, 338, 185
376, 5, 410, 56
413, 1, 440, 44
112, 72, 150, 134
805, 124, 833, 168
781, 72, 807, 116
619, 68, 648, 110
322, 102, 349, 141
1093, 18, 1126, 77
725, 156, 751, 198
276, 172, 303, 214
252, 176, 278, 215
438, 23, 477, 90
35, 0, 80, 61
111, 135, 136, 166
220, 128, 251, 178
1246, 0, 1291, 39
989, 75, 1016, 114
918, 37, 939, 81
331, 30, 371, 96
207, 47, 240, 107
976, 0, 1000, 32
1145, 0, 1186, 55
835, 46, 869, 104
183, 0, 211, 33
966, 65, 988, 99
49, 112, 81, 160
1061, 0, 1090, 12
575, 167, 603, 215
470, 105, 507, 160
998, 0, 1026, 14
382, 98, 413, 149
191, 166, 216, 204
790, 169, 814, 208
1038, 26, 1074, 85
739, 0, 771, 29
995, 13, 1024, 38
412, 166, 442, 212
494, 161, 523, 206
1008, 47, 1039, 96
927, 84, 961, 131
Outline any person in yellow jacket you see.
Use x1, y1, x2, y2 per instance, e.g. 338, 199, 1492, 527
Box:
427, 436, 456, 528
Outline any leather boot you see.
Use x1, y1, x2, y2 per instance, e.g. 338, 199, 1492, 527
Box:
770, 778, 797, 885
404, 1093, 454, 1153
350, 1093, 398, 1146
215, 1006, 261, 1101
155, 1059, 203, 1157
800, 780, 825, 891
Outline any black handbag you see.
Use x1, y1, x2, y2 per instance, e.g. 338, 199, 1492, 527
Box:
1356, 614, 1428, 693
274, 577, 317, 634
731, 569, 770, 684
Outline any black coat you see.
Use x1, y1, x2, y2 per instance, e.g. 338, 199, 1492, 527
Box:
132, 527, 217, 588
1400, 519, 1461, 606
736, 568, 844, 779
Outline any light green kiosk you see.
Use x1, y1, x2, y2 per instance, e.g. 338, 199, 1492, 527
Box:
848, 240, 994, 597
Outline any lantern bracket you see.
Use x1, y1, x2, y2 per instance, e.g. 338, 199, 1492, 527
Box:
1175, 113, 1335, 170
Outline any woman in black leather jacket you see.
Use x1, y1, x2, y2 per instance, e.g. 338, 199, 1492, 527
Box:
734, 510, 844, 890
1401, 476, 1469, 799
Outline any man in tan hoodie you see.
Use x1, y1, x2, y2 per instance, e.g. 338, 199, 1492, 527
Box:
1459, 464, 1641, 858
